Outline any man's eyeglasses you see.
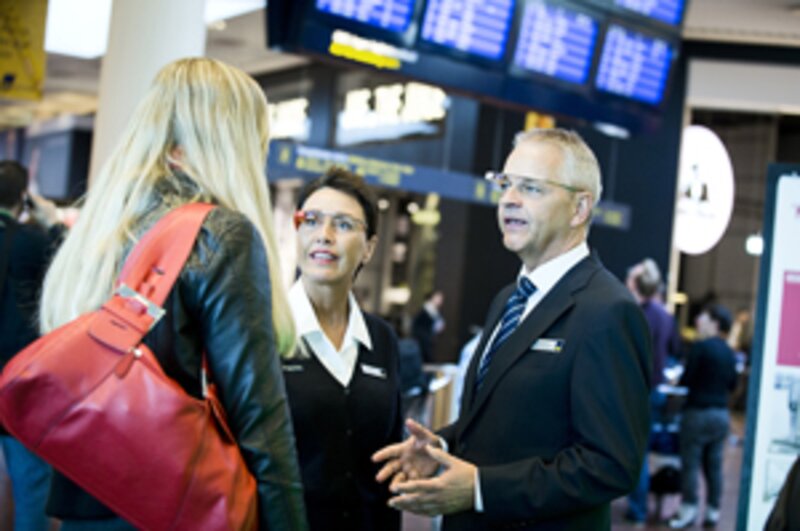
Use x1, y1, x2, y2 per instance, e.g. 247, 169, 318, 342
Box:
485, 171, 585, 198
293, 210, 367, 234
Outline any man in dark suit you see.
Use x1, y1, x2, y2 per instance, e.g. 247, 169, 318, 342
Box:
374, 129, 652, 530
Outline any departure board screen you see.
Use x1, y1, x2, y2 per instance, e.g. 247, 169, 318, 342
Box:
512, 1, 599, 85
614, 0, 685, 26
316, 0, 416, 32
421, 0, 515, 60
270, 0, 686, 132
594, 25, 673, 104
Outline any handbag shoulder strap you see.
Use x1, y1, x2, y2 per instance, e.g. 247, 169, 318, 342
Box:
117, 203, 215, 307
96, 203, 215, 344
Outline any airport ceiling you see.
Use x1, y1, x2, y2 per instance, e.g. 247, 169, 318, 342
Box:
1, 0, 799, 130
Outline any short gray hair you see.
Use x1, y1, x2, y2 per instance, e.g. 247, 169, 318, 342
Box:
513, 128, 603, 205
633, 258, 662, 298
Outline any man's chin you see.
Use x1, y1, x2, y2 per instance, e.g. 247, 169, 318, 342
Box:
502, 234, 526, 253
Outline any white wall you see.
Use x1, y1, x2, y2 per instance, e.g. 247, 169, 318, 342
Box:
688, 59, 800, 115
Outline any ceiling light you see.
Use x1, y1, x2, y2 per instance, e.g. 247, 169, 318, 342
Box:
745, 233, 763, 256
593, 121, 630, 139
208, 20, 227, 32
44, 0, 264, 59
45, 0, 113, 59
204, 0, 264, 25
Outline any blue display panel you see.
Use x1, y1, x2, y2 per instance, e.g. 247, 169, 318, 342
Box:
421, 0, 515, 60
512, 1, 599, 85
316, 0, 416, 32
614, 0, 685, 26
595, 24, 673, 105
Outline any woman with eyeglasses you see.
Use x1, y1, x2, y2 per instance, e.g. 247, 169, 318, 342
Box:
283, 167, 402, 531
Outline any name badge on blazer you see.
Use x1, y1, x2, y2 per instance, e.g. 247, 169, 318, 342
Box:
530, 338, 565, 353
360, 363, 387, 379
281, 364, 305, 373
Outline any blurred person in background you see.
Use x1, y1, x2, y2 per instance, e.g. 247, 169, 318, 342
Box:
728, 307, 753, 412
0, 160, 63, 531
38, 58, 307, 531
669, 304, 738, 529
624, 257, 680, 525
283, 167, 402, 531
728, 307, 753, 358
412, 290, 445, 363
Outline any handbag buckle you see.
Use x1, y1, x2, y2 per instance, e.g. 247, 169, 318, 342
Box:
116, 284, 166, 328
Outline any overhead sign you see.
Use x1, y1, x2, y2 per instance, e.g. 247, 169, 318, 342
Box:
336, 81, 448, 146
0, 0, 47, 100
268, 140, 630, 230
268, 0, 685, 134
269, 97, 311, 141
674, 125, 735, 255
740, 166, 800, 530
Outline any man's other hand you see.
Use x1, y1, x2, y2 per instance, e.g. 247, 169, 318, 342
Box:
387, 444, 476, 516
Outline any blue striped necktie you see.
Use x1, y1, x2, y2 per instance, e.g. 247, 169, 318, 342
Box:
475, 277, 537, 391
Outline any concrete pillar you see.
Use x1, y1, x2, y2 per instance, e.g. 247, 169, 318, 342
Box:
89, 0, 207, 182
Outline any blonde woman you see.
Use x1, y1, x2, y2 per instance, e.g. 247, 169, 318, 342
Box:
39, 58, 308, 531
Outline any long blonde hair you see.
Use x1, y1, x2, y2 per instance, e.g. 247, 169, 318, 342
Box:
40, 57, 295, 356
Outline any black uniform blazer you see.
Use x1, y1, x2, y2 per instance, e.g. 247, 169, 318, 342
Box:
283, 312, 402, 531
440, 255, 652, 531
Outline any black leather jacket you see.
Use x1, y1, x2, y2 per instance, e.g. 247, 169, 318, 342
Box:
47, 204, 309, 531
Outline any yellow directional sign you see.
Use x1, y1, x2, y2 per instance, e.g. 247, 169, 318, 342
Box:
0, 0, 48, 101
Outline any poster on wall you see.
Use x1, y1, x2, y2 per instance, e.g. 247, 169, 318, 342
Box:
0, 0, 48, 100
739, 165, 800, 530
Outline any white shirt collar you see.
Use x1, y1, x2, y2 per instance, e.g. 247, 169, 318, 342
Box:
288, 280, 372, 351
518, 242, 590, 299
478, 242, 591, 366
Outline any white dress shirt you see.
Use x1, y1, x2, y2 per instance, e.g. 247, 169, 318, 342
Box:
473, 242, 590, 511
288, 280, 372, 387
475, 242, 590, 370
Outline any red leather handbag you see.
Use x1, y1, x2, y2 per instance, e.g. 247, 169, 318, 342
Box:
0, 203, 257, 530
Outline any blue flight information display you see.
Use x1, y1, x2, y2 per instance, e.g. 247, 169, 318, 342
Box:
315, 0, 416, 32
614, 0, 685, 26
421, 0, 515, 61
512, 1, 598, 85
595, 25, 673, 104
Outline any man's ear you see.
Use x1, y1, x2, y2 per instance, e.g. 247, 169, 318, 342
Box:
571, 193, 593, 227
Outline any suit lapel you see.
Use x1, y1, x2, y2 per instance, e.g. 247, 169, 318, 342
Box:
461, 284, 515, 410
457, 256, 601, 437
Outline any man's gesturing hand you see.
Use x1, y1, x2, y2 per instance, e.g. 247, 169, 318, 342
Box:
372, 418, 441, 490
